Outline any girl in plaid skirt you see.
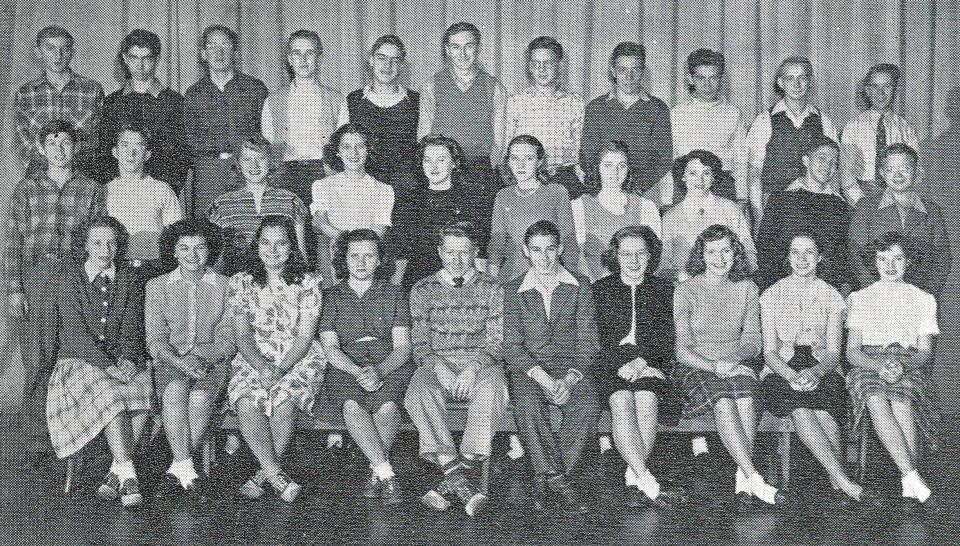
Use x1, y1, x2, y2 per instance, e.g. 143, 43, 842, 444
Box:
673, 224, 785, 507
46, 217, 151, 510
846, 232, 941, 511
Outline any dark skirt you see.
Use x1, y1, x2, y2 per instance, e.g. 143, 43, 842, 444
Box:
597, 345, 671, 403
674, 365, 757, 419
322, 362, 414, 424
759, 346, 847, 424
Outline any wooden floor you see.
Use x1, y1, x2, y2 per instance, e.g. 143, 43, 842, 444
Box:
2, 419, 958, 546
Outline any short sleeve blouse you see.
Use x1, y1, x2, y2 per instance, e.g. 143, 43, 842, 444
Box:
760, 275, 845, 363
846, 281, 939, 348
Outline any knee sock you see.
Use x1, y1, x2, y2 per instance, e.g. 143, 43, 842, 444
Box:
624, 466, 640, 486
111, 459, 137, 483
598, 435, 613, 453
168, 458, 199, 487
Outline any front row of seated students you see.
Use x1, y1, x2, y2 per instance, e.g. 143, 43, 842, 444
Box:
44, 212, 938, 515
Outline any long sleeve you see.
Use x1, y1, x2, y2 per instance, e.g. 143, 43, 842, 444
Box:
484, 284, 505, 362
503, 289, 537, 375
487, 190, 508, 269
13, 89, 33, 169
417, 80, 435, 139
733, 206, 758, 272
673, 284, 694, 351
5, 185, 27, 293
847, 203, 873, 290
143, 278, 169, 360
731, 282, 762, 362
927, 203, 952, 297
755, 193, 785, 289
574, 285, 600, 374
554, 187, 582, 273
731, 112, 749, 201
119, 275, 147, 366
206, 297, 237, 364
408, 286, 434, 366
646, 101, 674, 194
161, 95, 191, 191
579, 98, 604, 177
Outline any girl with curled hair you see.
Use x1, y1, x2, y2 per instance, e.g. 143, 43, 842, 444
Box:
673, 224, 786, 507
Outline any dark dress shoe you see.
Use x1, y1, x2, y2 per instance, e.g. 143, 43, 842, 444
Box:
546, 474, 590, 516
380, 477, 403, 506
186, 474, 212, 505
849, 487, 884, 509
155, 473, 184, 498
625, 486, 645, 508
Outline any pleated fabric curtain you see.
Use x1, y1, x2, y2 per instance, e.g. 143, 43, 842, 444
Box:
1, 0, 960, 409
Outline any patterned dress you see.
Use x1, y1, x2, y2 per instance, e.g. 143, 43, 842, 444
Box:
227, 272, 326, 416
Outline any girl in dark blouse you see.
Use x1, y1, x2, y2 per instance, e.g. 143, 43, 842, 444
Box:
394, 135, 490, 288
593, 226, 684, 509
343, 35, 420, 192
319, 229, 412, 505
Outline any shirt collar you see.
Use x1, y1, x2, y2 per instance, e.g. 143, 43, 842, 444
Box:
681, 96, 727, 108
517, 267, 579, 293
33, 70, 77, 90
879, 189, 926, 214
437, 268, 477, 286
522, 86, 565, 99
85, 262, 116, 283
167, 267, 218, 286
771, 99, 819, 122
785, 177, 842, 197
122, 79, 164, 97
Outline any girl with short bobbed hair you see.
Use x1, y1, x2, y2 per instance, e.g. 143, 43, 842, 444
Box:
593, 226, 686, 509
48, 216, 151, 510
320, 229, 412, 505
846, 231, 940, 511
146, 219, 234, 500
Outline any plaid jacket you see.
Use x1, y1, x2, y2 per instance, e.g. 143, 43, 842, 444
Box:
13, 72, 104, 169
4, 172, 106, 293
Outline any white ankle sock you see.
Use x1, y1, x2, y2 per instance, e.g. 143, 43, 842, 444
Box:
372, 462, 395, 481
111, 459, 136, 483
624, 467, 639, 486
436, 454, 456, 466
692, 437, 709, 456
638, 469, 661, 499
168, 458, 199, 487
598, 435, 613, 453
734, 468, 749, 494
327, 433, 343, 448
748, 472, 779, 504
903, 470, 931, 502
507, 434, 525, 459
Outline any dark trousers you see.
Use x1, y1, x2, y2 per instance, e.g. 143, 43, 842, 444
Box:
20, 261, 62, 454
511, 371, 600, 478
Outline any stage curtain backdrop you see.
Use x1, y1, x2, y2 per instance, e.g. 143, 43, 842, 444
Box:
1, 0, 960, 411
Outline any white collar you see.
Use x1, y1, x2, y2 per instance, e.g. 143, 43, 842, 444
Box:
167, 267, 218, 286
771, 99, 819, 121
879, 189, 926, 214
85, 262, 116, 283
517, 267, 579, 293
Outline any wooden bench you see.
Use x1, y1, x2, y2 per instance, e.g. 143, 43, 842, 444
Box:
201, 408, 795, 493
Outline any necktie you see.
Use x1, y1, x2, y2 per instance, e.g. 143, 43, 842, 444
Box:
453, 277, 464, 287
875, 114, 887, 178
